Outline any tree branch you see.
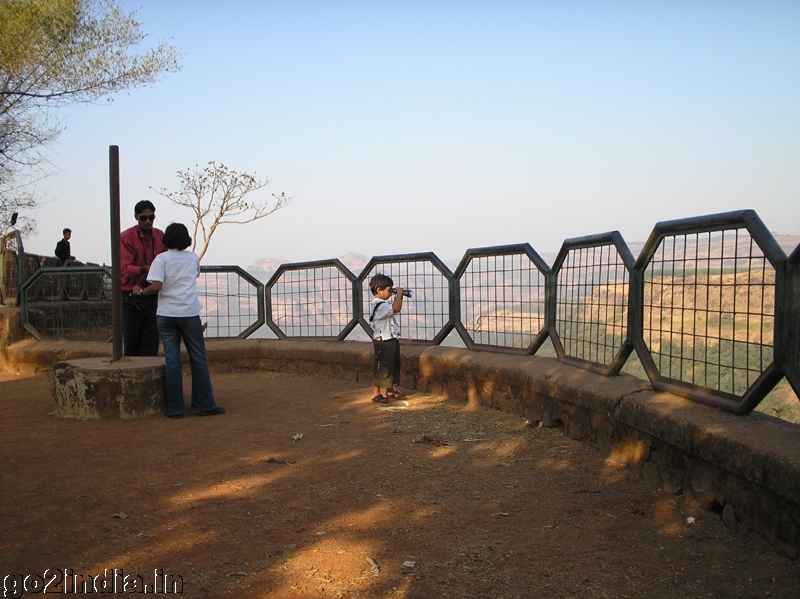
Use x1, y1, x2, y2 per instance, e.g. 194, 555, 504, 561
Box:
151, 161, 292, 261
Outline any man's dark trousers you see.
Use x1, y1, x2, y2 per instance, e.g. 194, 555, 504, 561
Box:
121, 295, 160, 356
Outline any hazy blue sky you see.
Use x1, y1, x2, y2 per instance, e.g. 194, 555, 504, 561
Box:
25, 0, 800, 268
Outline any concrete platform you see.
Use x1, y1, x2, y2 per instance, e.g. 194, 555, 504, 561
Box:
53, 356, 165, 419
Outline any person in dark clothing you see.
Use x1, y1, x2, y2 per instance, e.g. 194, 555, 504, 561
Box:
55, 228, 75, 265
120, 200, 166, 356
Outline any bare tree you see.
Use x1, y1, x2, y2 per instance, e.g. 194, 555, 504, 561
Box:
152, 162, 292, 261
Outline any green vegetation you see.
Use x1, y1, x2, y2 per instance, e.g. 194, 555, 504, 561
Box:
463, 259, 799, 421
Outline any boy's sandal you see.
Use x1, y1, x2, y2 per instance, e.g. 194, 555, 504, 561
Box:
387, 390, 406, 399
372, 394, 388, 403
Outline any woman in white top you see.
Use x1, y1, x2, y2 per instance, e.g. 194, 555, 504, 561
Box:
133, 223, 224, 419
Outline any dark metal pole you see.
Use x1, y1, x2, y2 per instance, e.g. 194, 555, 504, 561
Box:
110, 146, 122, 361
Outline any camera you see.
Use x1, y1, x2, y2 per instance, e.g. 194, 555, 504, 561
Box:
390, 288, 412, 297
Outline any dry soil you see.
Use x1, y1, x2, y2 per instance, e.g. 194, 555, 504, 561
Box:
1, 370, 799, 598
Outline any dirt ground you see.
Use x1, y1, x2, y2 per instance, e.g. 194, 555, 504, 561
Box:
1, 369, 799, 599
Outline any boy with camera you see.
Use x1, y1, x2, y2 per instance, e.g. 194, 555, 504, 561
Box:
368, 273, 406, 403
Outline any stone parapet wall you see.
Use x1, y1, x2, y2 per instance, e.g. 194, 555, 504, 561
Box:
0, 308, 25, 372
2, 316, 798, 557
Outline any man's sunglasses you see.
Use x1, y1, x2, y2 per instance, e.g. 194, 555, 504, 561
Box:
138, 214, 156, 222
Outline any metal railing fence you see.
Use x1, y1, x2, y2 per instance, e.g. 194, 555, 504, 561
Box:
551, 232, 635, 376
20, 265, 114, 341
633, 211, 788, 413
199, 266, 264, 339
17, 265, 263, 342
10, 209, 800, 415
785, 243, 800, 399
358, 253, 453, 345
265, 259, 357, 340
454, 244, 548, 353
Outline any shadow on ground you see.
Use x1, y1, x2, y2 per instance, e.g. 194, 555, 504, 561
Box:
1, 370, 798, 598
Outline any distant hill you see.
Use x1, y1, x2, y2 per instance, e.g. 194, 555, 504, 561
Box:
246, 253, 370, 282
337, 252, 370, 273
246, 257, 290, 282
773, 234, 800, 255
246, 234, 800, 281
536, 233, 800, 269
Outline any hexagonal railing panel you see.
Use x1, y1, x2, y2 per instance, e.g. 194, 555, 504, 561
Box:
199, 266, 265, 339
20, 265, 113, 340
634, 210, 787, 413
551, 232, 635, 375
359, 253, 453, 344
454, 244, 549, 353
266, 260, 357, 340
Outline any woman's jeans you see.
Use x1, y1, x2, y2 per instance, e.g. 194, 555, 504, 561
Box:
157, 315, 216, 416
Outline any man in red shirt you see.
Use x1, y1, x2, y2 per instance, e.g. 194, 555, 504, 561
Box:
121, 200, 166, 356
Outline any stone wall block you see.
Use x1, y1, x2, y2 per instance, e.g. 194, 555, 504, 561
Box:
492, 389, 506, 412
53, 357, 165, 419
465, 377, 481, 407
722, 504, 738, 532
642, 459, 661, 488
606, 438, 647, 469
400, 374, 415, 390
689, 464, 718, 509
505, 392, 522, 416
333, 363, 345, 379
743, 483, 800, 559
453, 383, 468, 402
427, 381, 443, 396
542, 411, 562, 428
478, 380, 494, 407
522, 404, 544, 425
567, 418, 585, 441
206, 339, 259, 373
593, 414, 614, 452
652, 441, 689, 495
0, 308, 24, 371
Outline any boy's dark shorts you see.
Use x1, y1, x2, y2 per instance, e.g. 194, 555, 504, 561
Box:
373, 338, 400, 388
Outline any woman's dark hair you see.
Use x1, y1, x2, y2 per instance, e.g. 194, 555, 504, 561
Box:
162, 223, 192, 250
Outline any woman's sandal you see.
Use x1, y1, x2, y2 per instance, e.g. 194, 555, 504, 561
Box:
372, 394, 388, 403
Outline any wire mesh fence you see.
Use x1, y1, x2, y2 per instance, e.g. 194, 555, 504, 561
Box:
360, 255, 451, 343
20, 266, 113, 341
7, 210, 800, 414
643, 229, 775, 397
456, 246, 547, 351
198, 266, 264, 339
266, 260, 356, 339
553, 239, 632, 370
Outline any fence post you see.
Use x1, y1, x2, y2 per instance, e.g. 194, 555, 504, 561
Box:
109, 146, 122, 361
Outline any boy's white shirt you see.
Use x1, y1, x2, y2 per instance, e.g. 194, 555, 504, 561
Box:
370, 298, 400, 340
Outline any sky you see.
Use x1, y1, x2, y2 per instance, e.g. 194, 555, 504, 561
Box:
22, 0, 800, 269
